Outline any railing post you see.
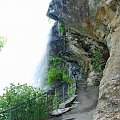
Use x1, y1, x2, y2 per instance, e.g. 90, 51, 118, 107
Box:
63, 85, 65, 103
46, 92, 49, 112
72, 83, 73, 96
10, 108, 12, 120
53, 89, 58, 110
67, 84, 69, 98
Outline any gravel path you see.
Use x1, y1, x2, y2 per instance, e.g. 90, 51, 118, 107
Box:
48, 80, 99, 120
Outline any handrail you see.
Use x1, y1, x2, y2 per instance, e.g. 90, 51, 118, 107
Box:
0, 92, 46, 114
0, 83, 65, 114
0, 82, 76, 120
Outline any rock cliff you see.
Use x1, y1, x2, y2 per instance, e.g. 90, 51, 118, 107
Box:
47, 0, 120, 119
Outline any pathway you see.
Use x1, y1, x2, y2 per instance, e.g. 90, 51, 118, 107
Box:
48, 80, 99, 120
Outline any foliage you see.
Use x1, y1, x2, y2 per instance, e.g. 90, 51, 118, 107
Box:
0, 83, 49, 120
47, 67, 62, 85
62, 72, 73, 84
53, 91, 58, 110
67, 84, 73, 97
67, 82, 76, 98
91, 48, 105, 73
0, 37, 7, 49
49, 56, 62, 68
59, 23, 66, 33
48, 55, 73, 85
0, 82, 74, 120
47, 67, 73, 85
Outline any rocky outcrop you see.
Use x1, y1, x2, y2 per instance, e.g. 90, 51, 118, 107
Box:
87, 70, 101, 86
47, 0, 120, 119
49, 22, 65, 57
94, 25, 120, 120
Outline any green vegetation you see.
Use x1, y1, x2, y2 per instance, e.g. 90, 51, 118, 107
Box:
59, 23, 66, 34
53, 90, 58, 110
47, 67, 73, 85
0, 83, 76, 120
62, 72, 73, 84
67, 84, 74, 97
0, 82, 76, 119
91, 48, 105, 73
47, 67, 62, 85
0, 37, 7, 49
49, 56, 62, 68
0, 83, 49, 120
47, 56, 73, 85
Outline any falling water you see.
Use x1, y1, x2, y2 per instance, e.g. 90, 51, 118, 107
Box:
33, 29, 52, 88
0, 0, 53, 95
33, 51, 48, 88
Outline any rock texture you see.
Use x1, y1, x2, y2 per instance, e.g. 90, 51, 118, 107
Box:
87, 70, 101, 86
47, 0, 120, 119
94, 26, 120, 120
49, 22, 65, 57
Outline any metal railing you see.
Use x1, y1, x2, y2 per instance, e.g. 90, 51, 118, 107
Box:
0, 82, 76, 120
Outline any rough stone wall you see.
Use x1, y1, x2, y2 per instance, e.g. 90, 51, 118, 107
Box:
64, 31, 91, 80
49, 22, 64, 57
64, 31, 101, 81
94, 1, 120, 119
47, 0, 102, 38
94, 24, 120, 120
47, 0, 120, 119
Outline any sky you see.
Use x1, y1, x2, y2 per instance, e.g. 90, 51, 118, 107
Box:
0, 0, 53, 95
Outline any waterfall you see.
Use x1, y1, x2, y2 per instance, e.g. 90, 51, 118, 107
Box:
33, 28, 52, 88
33, 51, 48, 87
0, 0, 53, 95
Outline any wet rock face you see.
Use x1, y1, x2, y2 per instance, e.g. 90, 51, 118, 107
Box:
49, 22, 82, 81
49, 21, 108, 82
66, 62, 81, 81
49, 22, 64, 56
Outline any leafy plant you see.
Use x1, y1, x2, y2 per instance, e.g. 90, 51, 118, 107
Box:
92, 48, 105, 73
0, 83, 49, 120
47, 67, 73, 85
49, 56, 62, 68
59, 23, 66, 33
67, 85, 73, 97
47, 67, 63, 85
53, 91, 58, 110
62, 72, 73, 84
0, 37, 7, 49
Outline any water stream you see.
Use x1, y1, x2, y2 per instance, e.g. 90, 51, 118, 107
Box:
33, 28, 52, 88
0, 0, 53, 95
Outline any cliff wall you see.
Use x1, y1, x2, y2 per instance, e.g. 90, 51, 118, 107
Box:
47, 0, 120, 119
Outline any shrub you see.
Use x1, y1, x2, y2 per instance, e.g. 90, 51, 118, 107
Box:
92, 48, 105, 73
47, 68, 63, 85
0, 37, 7, 48
47, 67, 73, 85
59, 23, 66, 33
49, 56, 62, 68
62, 72, 73, 84
0, 83, 48, 120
